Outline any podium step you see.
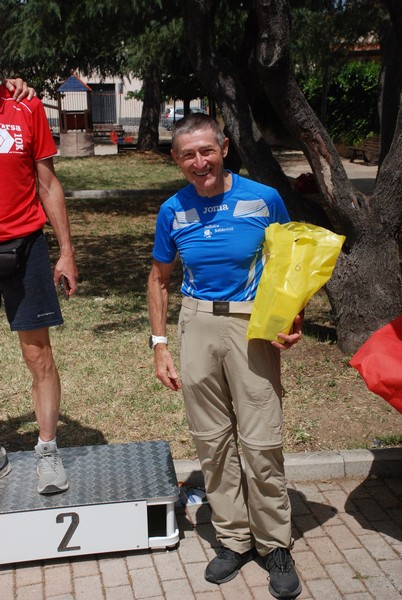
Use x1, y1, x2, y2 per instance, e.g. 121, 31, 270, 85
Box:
0, 441, 179, 565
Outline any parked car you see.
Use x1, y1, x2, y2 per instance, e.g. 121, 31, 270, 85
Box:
160, 106, 208, 130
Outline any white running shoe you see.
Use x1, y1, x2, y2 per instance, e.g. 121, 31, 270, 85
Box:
0, 446, 11, 479
35, 441, 69, 495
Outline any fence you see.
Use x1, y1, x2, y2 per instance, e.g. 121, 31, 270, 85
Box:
42, 100, 60, 132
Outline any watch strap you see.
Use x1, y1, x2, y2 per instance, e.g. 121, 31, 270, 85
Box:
150, 335, 168, 349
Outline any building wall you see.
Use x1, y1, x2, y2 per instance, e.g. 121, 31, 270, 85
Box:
85, 74, 144, 128
43, 74, 145, 131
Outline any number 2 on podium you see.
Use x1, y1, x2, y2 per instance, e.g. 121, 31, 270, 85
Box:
56, 512, 81, 552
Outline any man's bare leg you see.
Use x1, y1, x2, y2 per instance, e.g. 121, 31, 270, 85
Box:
18, 328, 68, 494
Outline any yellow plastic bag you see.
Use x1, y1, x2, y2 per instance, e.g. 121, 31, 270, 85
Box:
247, 222, 345, 342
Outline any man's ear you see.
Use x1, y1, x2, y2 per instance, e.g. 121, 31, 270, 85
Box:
222, 137, 229, 159
170, 148, 179, 165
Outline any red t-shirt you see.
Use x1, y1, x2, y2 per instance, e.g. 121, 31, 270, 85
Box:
0, 85, 57, 241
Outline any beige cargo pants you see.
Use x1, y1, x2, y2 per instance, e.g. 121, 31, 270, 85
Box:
178, 303, 293, 557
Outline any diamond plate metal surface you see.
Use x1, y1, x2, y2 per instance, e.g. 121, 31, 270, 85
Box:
0, 441, 179, 514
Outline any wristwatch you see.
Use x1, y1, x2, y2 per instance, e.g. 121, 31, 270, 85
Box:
149, 335, 168, 350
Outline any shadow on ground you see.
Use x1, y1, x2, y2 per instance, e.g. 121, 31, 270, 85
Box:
303, 319, 337, 343
1, 412, 107, 452
178, 486, 337, 548
345, 452, 402, 542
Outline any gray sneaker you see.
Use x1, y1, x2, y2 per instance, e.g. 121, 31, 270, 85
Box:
0, 446, 11, 479
34, 441, 69, 494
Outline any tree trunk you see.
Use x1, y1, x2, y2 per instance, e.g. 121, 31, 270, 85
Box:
253, 0, 401, 351
326, 235, 401, 352
137, 64, 161, 152
183, 0, 325, 224
183, 0, 402, 353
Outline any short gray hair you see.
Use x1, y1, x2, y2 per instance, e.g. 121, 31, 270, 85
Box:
171, 113, 226, 152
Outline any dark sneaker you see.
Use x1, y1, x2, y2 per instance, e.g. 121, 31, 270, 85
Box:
266, 547, 302, 598
34, 441, 69, 495
205, 546, 254, 584
0, 446, 11, 479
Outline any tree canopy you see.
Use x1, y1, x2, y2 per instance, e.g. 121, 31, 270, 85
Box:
1, 0, 400, 351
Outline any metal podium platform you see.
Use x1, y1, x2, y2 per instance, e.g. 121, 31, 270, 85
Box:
0, 441, 180, 565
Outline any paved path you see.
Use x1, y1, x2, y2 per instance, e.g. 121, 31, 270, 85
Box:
1, 470, 401, 600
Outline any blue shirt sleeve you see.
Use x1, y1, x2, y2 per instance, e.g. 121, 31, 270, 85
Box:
152, 201, 177, 263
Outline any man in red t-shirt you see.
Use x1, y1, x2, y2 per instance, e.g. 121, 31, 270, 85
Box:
0, 78, 78, 494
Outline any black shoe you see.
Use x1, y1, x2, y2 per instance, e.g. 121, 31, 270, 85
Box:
0, 446, 11, 479
205, 546, 254, 584
266, 547, 302, 598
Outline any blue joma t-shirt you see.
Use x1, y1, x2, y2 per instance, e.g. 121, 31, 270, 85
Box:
152, 172, 290, 301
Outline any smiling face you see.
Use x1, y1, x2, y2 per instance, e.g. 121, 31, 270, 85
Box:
171, 125, 230, 197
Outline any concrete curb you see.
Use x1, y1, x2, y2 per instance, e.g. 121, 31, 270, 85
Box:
173, 447, 402, 486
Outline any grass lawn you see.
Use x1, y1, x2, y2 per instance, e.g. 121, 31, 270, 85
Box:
54, 150, 187, 192
0, 150, 400, 460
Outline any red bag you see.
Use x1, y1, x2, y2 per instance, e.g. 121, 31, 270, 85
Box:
349, 316, 402, 414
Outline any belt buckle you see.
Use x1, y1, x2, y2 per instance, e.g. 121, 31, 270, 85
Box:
213, 301, 230, 315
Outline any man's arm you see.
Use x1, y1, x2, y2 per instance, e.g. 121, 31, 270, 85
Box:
35, 158, 78, 296
148, 260, 181, 391
2, 78, 36, 102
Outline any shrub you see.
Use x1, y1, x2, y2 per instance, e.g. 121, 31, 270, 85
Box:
301, 61, 380, 146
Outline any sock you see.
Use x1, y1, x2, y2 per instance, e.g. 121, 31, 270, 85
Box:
38, 437, 57, 447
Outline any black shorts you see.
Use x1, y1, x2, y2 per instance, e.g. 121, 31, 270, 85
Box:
0, 230, 63, 331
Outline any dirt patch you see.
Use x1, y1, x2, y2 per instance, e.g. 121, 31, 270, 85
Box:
280, 306, 401, 454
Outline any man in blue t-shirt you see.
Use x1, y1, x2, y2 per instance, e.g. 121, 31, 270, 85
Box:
148, 113, 303, 599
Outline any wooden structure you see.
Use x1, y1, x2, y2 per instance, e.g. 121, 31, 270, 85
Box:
57, 72, 94, 157
57, 72, 93, 133
349, 135, 380, 165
